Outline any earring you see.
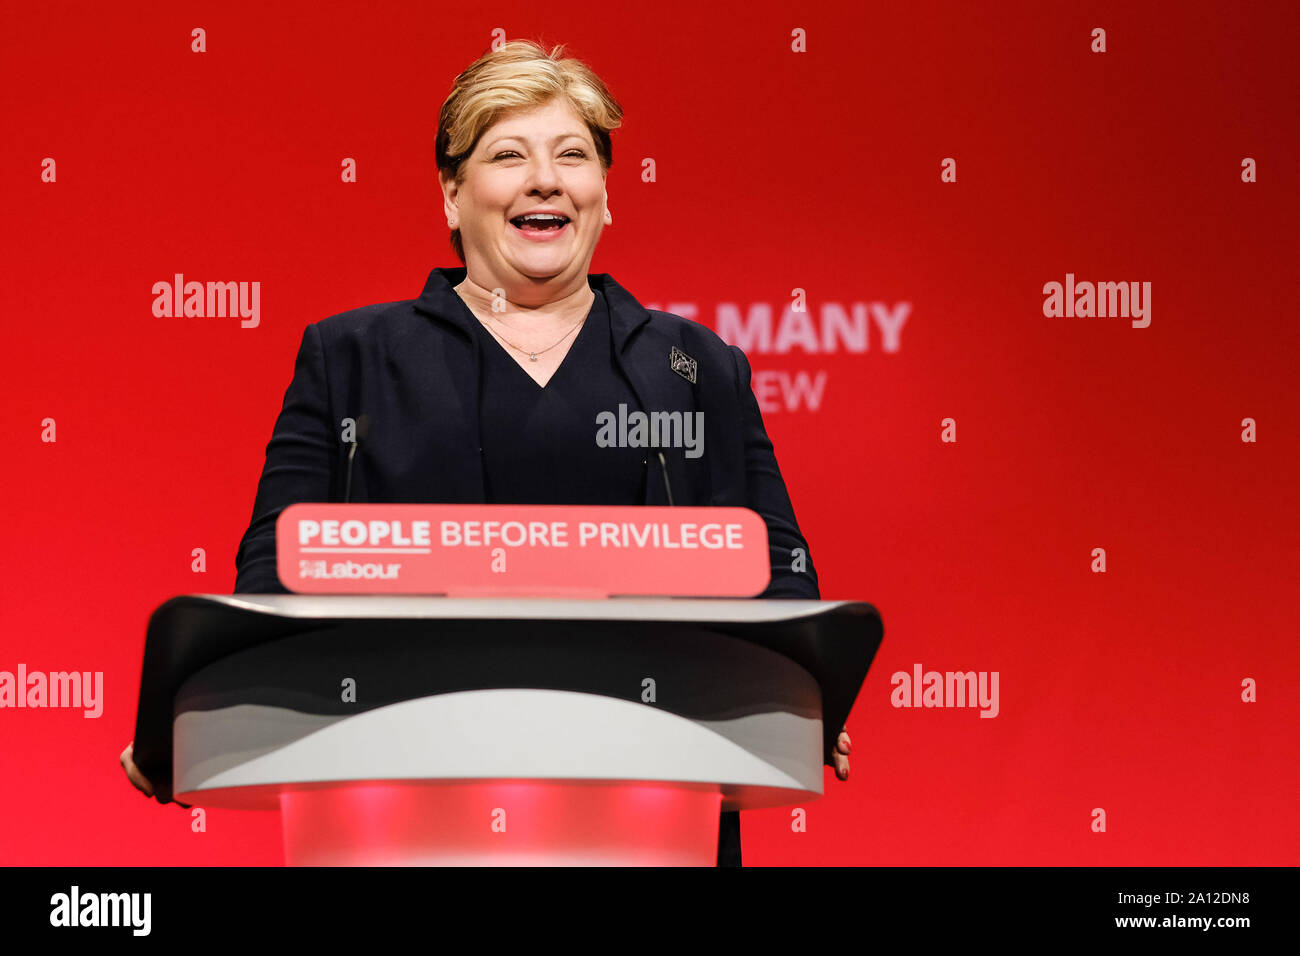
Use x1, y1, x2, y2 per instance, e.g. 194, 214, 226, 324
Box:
448, 219, 457, 228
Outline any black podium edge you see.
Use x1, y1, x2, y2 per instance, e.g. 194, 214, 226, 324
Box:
131, 595, 884, 804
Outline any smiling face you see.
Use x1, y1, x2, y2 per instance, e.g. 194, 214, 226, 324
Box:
441, 97, 610, 299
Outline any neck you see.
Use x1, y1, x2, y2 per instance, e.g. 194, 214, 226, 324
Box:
454, 269, 595, 329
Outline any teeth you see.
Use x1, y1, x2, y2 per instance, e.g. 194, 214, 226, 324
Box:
515, 214, 566, 223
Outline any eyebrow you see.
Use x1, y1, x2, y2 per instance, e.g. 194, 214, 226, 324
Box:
485, 132, 590, 151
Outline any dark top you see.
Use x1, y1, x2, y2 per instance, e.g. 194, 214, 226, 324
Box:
476, 288, 648, 506
234, 267, 821, 603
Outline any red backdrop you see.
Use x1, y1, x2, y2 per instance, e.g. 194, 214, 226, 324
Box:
2, 0, 1297, 865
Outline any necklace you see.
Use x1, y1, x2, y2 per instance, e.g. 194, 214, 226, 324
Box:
478, 308, 586, 361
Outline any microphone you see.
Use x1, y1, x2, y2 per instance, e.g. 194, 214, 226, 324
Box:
656, 450, 675, 506
343, 414, 372, 504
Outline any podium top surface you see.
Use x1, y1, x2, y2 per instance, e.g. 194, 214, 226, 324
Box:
205, 593, 861, 623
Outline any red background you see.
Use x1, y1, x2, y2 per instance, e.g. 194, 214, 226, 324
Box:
2, 0, 1297, 865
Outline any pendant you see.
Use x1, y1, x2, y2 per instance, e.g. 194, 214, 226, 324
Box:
529, 353, 538, 361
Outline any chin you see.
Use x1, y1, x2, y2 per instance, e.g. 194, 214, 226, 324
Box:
511, 257, 577, 279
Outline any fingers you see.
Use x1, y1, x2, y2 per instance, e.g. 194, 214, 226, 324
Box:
831, 727, 851, 779
119, 742, 155, 798
128, 764, 155, 797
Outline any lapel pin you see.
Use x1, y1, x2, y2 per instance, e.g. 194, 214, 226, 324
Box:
669, 345, 698, 384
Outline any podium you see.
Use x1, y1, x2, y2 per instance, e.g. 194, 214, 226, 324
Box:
132, 594, 883, 865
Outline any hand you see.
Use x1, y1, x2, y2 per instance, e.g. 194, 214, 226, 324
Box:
119, 742, 155, 798
830, 727, 851, 781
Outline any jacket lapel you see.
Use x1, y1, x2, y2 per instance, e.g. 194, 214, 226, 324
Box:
595, 273, 702, 509
411, 267, 487, 502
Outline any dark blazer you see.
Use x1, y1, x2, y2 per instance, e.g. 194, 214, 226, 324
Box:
233, 265, 820, 601
231, 265, 823, 868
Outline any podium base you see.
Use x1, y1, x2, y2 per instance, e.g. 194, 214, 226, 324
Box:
279, 779, 723, 866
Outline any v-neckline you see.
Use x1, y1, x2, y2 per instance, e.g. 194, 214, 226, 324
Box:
474, 291, 600, 392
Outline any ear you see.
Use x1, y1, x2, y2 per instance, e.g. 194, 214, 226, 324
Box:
603, 187, 611, 224
439, 170, 459, 225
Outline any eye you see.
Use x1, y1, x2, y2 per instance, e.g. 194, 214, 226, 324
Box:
492, 148, 588, 161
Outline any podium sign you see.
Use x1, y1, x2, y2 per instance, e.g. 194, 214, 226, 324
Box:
276, 503, 771, 597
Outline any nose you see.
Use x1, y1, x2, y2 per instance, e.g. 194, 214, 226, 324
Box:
523, 154, 562, 195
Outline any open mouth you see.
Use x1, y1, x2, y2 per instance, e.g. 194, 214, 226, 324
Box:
509, 213, 571, 238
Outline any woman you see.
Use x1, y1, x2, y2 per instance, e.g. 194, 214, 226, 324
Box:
121, 39, 851, 866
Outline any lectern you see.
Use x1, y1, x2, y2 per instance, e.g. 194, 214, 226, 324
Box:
132, 595, 882, 865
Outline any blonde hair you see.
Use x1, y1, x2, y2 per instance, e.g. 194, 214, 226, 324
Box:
436, 39, 624, 263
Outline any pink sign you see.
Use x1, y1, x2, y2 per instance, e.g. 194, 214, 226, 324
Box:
275, 504, 771, 597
